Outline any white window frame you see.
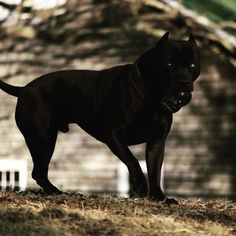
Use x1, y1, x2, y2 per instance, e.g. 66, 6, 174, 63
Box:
0, 160, 27, 191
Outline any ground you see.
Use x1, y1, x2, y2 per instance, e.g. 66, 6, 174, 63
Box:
0, 191, 235, 236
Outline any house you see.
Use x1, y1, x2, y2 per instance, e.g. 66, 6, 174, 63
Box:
0, 0, 235, 200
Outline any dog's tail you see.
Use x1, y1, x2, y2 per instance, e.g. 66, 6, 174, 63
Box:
0, 80, 23, 97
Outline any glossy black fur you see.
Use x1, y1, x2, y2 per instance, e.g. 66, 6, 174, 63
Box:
0, 33, 200, 203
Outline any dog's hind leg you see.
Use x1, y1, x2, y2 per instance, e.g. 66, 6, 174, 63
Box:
15, 99, 61, 194
25, 129, 61, 194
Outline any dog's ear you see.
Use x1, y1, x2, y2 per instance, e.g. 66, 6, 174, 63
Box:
188, 33, 197, 45
156, 32, 169, 47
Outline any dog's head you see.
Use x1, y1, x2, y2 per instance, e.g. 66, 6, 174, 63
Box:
158, 32, 200, 113
137, 32, 200, 113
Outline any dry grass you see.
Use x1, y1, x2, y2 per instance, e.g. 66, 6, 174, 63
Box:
0, 191, 235, 236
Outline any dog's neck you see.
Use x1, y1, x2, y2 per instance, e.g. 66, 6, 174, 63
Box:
135, 48, 160, 81
135, 48, 165, 100
131, 62, 148, 100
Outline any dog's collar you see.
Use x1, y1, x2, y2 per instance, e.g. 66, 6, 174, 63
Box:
131, 62, 146, 99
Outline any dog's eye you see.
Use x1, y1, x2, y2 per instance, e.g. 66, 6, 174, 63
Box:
190, 63, 195, 68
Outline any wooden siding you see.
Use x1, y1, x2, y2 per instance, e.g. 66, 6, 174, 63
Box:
0, 0, 235, 200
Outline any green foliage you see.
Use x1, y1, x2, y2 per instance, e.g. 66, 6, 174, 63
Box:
181, 0, 236, 22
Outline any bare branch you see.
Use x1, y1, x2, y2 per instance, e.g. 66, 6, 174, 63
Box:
0, 1, 17, 11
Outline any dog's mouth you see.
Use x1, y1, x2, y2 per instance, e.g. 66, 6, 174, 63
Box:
161, 92, 192, 113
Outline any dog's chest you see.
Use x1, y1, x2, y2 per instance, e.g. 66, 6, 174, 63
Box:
119, 109, 156, 145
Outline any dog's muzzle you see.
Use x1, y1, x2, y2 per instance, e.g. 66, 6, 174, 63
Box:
161, 92, 192, 113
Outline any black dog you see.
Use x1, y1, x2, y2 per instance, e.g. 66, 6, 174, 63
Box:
0, 32, 200, 204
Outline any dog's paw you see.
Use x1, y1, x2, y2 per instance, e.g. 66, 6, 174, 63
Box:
45, 190, 63, 195
149, 195, 178, 205
43, 187, 63, 195
130, 184, 148, 198
164, 197, 178, 205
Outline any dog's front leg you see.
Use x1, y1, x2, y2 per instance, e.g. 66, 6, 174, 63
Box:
146, 110, 177, 204
106, 131, 148, 198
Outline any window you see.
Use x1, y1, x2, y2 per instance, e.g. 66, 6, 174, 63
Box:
0, 160, 27, 191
